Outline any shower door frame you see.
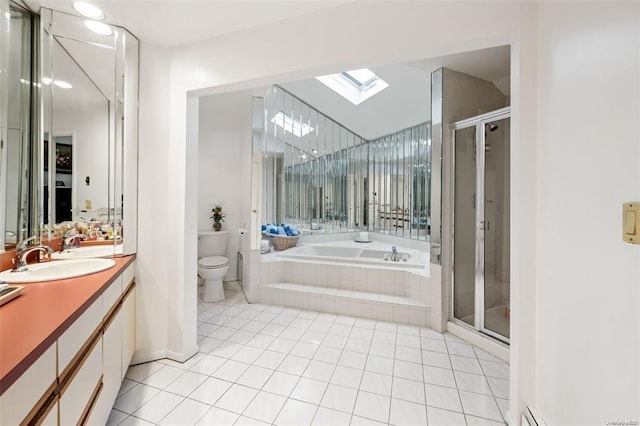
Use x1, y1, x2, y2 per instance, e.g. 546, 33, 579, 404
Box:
450, 106, 511, 344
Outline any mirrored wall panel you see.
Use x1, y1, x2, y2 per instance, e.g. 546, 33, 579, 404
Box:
0, 0, 34, 250
40, 8, 138, 255
261, 85, 430, 241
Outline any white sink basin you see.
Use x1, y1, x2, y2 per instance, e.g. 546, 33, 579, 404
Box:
51, 244, 123, 259
0, 258, 116, 283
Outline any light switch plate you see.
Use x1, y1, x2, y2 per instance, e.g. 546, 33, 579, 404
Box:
623, 202, 640, 244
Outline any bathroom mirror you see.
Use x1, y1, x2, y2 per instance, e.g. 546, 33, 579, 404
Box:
40, 8, 138, 255
261, 84, 430, 241
0, 0, 34, 251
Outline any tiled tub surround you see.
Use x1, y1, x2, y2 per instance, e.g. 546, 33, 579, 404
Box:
255, 237, 442, 330
109, 283, 509, 425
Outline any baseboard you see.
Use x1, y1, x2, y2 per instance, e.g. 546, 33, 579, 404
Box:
447, 320, 510, 362
167, 344, 199, 363
130, 349, 168, 365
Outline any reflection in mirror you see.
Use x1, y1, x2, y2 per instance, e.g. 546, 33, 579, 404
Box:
1, 1, 33, 250
40, 8, 138, 256
261, 85, 430, 241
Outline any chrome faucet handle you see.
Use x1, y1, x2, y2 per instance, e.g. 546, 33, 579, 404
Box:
13, 245, 54, 272
62, 234, 87, 251
16, 236, 39, 251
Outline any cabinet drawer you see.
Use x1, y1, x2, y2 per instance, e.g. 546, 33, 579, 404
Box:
0, 345, 56, 425
59, 336, 102, 426
58, 296, 102, 374
122, 262, 135, 287
102, 274, 123, 318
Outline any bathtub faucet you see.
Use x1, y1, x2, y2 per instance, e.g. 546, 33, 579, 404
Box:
391, 246, 399, 262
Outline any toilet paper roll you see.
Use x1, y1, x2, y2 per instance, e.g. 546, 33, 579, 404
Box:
238, 228, 248, 235
359, 231, 369, 241
261, 240, 270, 249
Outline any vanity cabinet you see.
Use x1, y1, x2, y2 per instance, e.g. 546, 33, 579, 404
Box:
0, 258, 136, 425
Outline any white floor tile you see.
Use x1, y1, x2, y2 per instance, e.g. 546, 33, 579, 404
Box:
119, 416, 155, 426
303, 359, 336, 382
214, 383, 259, 414
246, 334, 277, 349
211, 341, 244, 359
141, 365, 185, 389
236, 365, 275, 389
113, 383, 161, 414
392, 377, 426, 404
159, 398, 211, 425
277, 354, 311, 376
125, 362, 166, 382
395, 346, 422, 364
344, 337, 371, 354
368, 359, 396, 381
280, 327, 306, 341
496, 397, 509, 421
198, 337, 225, 354
242, 391, 287, 424
370, 341, 396, 359
350, 327, 374, 341
487, 376, 510, 399
422, 350, 452, 369
300, 330, 327, 345
328, 323, 352, 336
454, 371, 493, 395
290, 377, 328, 405
450, 355, 484, 375
231, 346, 264, 365
117, 378, 138, 398
291, 341, 320, 359
396, 334, 421, 349
308, 320, 332, 333
268, 337, 298, 354
466, 414, 506, 425
423, 365, 456, 388
106, 409, 128, 426
209, 326, 238, 340
212, 359, 251, 382
394, 360, 424, 382
427, 406, 467, 426
338, 350, 367, 370
322, 334, 348, 349
350, 415, 387, 425
262, 371, 300, 397
319, 383, 358, 413
376, 322, 398, 333
189, 377, 232, 405
164, 371, 208, 396
389, 397, 428, 426
312, 406, 351, 426
480, 359, 510, 380
353, 390, 390, 423
330, 365, 364, 389
188, 354, 226, 376
459, 391, 503, 422
313, 346, 342, 364
253, 350, 286, 369
421, 337, 448, 354
473, 348, 503, 363
372, 330, 396, 345
360, 371, 393, 396
234, 415, 271, 425
274, 398, 318, 426
425, 383, 463, 412
446, 341, 476, 358
131, 391, 184, 423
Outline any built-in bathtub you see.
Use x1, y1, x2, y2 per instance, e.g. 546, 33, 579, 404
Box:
276, 240, 428, 269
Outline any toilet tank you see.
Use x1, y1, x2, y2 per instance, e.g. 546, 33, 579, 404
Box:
198, 230, 228, 258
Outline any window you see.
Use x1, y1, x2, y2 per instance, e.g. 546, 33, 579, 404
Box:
316, 68, 389, 105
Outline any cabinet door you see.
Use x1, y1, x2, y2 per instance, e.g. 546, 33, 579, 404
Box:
59, 336, 102, 426
121, 286, 136, 378
88, 308, 122, 426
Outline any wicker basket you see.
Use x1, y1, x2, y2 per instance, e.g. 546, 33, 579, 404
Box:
263, 232, 300, 250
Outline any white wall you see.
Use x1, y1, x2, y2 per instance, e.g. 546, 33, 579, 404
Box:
198, 96, 253, 281
536, 2, 640, 424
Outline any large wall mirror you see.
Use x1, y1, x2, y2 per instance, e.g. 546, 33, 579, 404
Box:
0, 0, 34, 251
39, 8, 138, 255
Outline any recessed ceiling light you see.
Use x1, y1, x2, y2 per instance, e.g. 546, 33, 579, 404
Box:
84, 20, 112, 36
73, 2, 105, 20
53, 80, 73, 89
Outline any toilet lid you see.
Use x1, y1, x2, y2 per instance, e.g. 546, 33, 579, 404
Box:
199, 256, 229, 269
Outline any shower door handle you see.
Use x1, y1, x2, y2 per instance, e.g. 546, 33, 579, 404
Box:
481, 220, 490, 231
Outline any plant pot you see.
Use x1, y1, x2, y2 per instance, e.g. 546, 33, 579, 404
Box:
213, 222, 222, 231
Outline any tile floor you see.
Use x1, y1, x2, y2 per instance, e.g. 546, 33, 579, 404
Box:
108, 283, 509, 425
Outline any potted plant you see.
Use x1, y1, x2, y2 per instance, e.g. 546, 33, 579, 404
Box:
210, 205, 226, 231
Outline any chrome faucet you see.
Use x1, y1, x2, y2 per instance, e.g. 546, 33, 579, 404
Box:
391, 246, 399, 262
12, 244, 54, 272
62, 233, 87, 252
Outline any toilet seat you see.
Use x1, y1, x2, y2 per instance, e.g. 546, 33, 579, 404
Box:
198, 256, 229, 269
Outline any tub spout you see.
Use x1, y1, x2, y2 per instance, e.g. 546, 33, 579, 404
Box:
391, 246, 399, 262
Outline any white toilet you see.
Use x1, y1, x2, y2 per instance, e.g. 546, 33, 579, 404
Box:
197, 230, 229, 302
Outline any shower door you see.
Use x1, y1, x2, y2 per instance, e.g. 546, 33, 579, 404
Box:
452, 108, 510, 343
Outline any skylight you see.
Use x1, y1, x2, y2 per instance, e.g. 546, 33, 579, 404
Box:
271, 111, 314, 137
316, 68, 389, 106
